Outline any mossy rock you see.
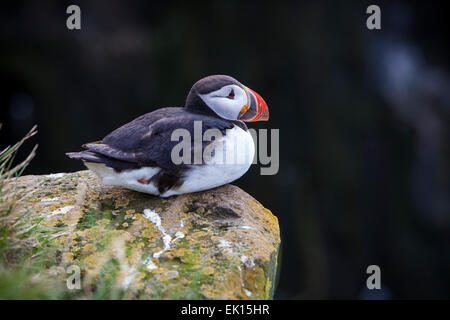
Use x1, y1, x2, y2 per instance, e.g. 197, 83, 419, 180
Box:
2, 171, 280, 299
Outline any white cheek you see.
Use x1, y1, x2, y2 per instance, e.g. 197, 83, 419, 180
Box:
199, 85, 247, 120
235, 91, 247, 108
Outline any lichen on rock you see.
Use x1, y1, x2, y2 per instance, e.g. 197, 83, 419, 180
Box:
2, 170, 280, 299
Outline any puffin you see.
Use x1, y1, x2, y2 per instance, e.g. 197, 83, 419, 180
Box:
66, 75, 269, 197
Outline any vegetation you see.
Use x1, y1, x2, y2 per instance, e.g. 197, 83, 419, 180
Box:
0, 125, 68, 299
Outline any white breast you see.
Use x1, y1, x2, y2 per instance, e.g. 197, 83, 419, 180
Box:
162, 125, 255, 197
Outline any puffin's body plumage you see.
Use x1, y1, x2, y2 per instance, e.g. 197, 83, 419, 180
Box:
67, 75, 269, 197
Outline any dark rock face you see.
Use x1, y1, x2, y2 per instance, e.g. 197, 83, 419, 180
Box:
4, 170, 280, 299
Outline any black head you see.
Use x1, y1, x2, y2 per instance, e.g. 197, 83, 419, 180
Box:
185, 75, 269, 122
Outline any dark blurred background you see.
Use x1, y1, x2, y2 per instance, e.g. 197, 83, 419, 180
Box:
1, 0, 449, 299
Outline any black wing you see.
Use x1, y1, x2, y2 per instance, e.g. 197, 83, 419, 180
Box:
68, 107, 239, 171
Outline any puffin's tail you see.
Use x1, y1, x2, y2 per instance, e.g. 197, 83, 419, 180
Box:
66, 150, 105, 163
66, 150, 140, 171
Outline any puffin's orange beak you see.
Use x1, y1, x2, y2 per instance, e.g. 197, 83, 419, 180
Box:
238, 87, 269, 122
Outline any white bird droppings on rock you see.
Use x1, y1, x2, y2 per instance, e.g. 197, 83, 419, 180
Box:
143, 209, 164, 231
143, 209, 186, 259
41, 197, 60, 202
174, 231, 185, 240
49, 205, 74, 216
237, 265, 253, 297
144, 257, 158, 270
46, 173, 65, 179
217, 239, 231, 248
154, 234, 172, 259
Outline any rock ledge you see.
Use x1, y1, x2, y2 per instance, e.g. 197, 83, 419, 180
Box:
4, 170, 280, 299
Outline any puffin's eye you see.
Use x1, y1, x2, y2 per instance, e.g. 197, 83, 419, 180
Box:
227, 89, 235, 99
